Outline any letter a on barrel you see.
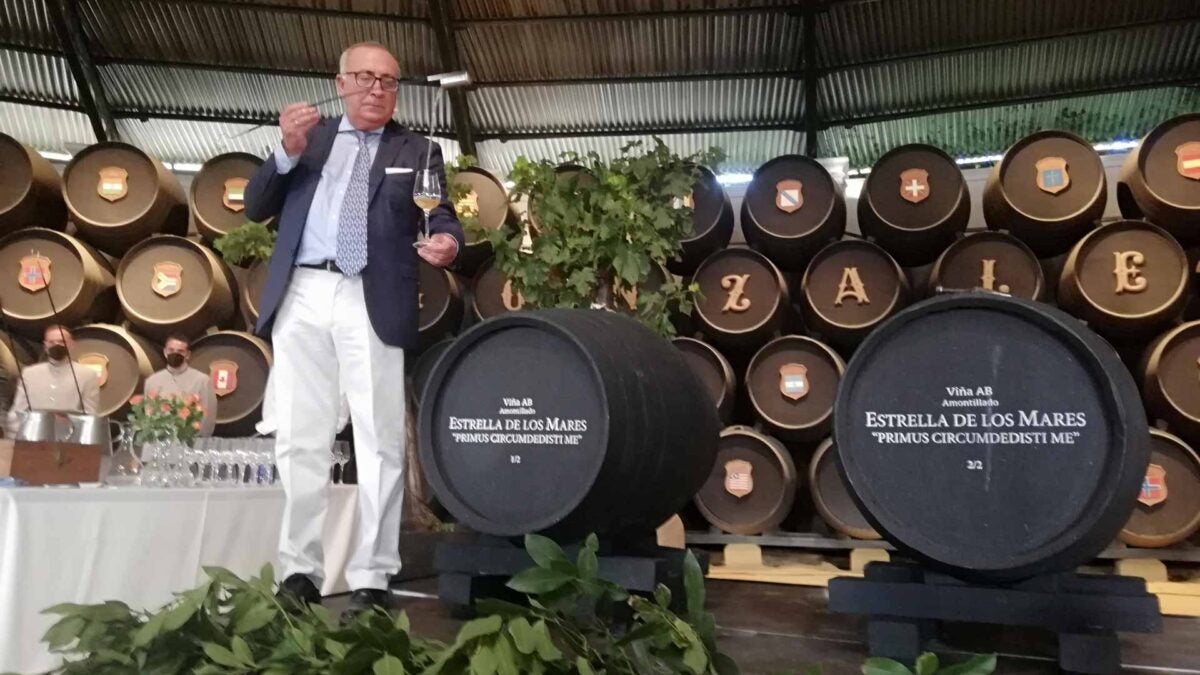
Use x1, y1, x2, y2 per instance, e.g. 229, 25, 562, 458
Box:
1035, 157, 1070, 195
97, 166, 128, 203
724, 459, 754, 498
1176, 142, 1200, 181
18, 255, 50, 292
222, 177, 249, 212
779, 363, 809, 401
210, 359, 239, 397
79, 353, 109, 387
1138, 463, 1168, 507
151, 262, 183, 298
899, 168, 930, 204
775, 179, 804, 213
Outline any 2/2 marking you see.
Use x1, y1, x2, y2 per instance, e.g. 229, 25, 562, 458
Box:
966, 460, 983, 470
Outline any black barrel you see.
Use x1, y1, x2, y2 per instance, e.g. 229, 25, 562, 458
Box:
809, 438, 880, 540
418, 260, 464, 350
670, 166, 735, 276
694, 426, 797, 535
741, 155, 846, 272
419, 309, 720, 540
835, 292, 1149, 581
672, 337, 736, 424
929, 231, 1045, 301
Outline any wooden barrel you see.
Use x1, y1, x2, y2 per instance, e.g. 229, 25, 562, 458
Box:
418, 260, 464, 350
0, 132, 66, 235
189, 152, 263, 244
808, 438, 880, 540
411, 337, 454, 408
116, 235, 238, 341
746, 335, 844, 442
694, 426, 797, 535
836, 292, 1149, 581
471, 257, 525, 321
0, 228, 117, 338
1119, 429, 1200, 548
451, 166, 518, 278
672, 337, 736, 424
1058, 220, 1188, 340
1141, 321, 1200, 446
692, 248, 789, 352
62, 142, 188, 256
929, 231, 1045, 301
418, 309, 719, 540
741, 155, 846, 272
73, 323, 164, 419
237, 261, 268, 329
612, 262, 670, 315
0, 329, 36, 412
983, 131, 1107, 257
1118, 113, 1200, 246
669, 165, 735, 276
188, 330, 272, 437
858, 144, 970, 267
800, 239, 909, 353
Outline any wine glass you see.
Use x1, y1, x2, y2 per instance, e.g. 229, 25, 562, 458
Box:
412, 170, 441, 248
332, 441, 352, 485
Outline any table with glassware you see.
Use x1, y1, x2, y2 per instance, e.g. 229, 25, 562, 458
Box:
0, 437, 360, 675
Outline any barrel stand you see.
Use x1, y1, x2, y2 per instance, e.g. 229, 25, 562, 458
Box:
828, 561, 1162, 674
434, 536, 707, 618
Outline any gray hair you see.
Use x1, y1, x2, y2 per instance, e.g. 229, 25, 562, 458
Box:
338, 41, 396, 73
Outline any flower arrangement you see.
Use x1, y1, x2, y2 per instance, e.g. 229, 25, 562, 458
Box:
127, 391, 206, 445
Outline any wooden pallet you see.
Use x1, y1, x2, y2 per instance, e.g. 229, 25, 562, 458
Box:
1114, 558, 1200, 617
705, 543, 890, 587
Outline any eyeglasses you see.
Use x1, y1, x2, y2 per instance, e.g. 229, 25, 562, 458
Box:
344, 71, 401, 92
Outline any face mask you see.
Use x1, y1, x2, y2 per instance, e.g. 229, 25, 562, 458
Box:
166, 353, 186, 369
47, 344, 68, 361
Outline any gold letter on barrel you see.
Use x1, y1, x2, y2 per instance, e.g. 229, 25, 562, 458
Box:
720, 274, 752, 313
835, 267, 870, 306
501, 279, 525, 311
980, 259, 1011, 293
1113, 251, 1148, 294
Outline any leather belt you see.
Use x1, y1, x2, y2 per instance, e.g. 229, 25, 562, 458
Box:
297, 260, 343, 274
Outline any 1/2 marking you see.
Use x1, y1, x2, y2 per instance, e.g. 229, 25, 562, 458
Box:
966, 460, 983, 470
510, 455, 522, 464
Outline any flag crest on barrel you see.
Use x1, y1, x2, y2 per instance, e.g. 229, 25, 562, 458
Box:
779, 363, 809, 401
97, 166, 128, 202
210, 359, 239, 397
1138, 464, 1168, 507
152, 262, 183, 298
1175, 142, 1200, 180
1035, 157, 1070, 195
724, 459, 754, 498
18, 255, 50, 292
775, 180, 804, 213
899, 168, 930, 204
223, 177, 249, 212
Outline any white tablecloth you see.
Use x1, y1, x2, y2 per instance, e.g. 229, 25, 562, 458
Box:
0, 484, 359, 674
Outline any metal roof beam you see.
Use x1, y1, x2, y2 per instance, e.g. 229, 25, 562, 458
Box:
0, 41, 65, 57
450, 4, 798, 27
428, 0, 476, 156
132, 0, 427, 23
46, 0, 117, 141
475, 122, 800, 142
801, 5, 820, 157
0, 93, 84, 112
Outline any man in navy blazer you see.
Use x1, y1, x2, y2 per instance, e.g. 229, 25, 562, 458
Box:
243, 41, 463, 620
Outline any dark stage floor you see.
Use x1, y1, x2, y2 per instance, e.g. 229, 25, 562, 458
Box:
325, 578, 1200, 674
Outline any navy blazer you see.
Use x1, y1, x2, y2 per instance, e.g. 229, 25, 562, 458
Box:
244, 118, 464, 349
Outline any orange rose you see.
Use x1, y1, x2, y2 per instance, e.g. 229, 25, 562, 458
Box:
178, 408, 190, 420
191, 421, 201, 430
160, 403, 172, 413
186, 393, 200, 405
148, 389, 159, 398
130, 395, 143, 406
196, 405, 206, 415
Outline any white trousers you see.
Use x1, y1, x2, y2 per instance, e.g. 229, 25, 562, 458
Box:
272, 268, 406, 590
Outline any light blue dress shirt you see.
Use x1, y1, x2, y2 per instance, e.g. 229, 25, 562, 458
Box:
274, 115, 385, 265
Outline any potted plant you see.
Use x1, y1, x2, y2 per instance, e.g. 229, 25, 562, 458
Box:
213, 221, 276, 327
127, 391, 206, 446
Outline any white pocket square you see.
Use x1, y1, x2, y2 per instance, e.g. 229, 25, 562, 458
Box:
385, 167, 413, 175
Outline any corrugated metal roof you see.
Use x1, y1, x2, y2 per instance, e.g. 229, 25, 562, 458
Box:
456, 11, 800, 82
0, 100, 94, 153
469, 77, 801, 135
0, 47, 77, 105
244, 0, 427, 18
819, 21, 1200, 122
450, 0, 795, 21
0, 0, 60, 51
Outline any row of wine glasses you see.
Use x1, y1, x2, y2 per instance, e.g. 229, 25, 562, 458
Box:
107, 437, 354, 488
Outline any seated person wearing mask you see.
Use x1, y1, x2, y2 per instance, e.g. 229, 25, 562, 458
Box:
143, 334, 218, 437
5, 325, 100, 437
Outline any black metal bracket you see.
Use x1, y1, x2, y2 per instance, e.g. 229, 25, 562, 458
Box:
46, 0, 118, 142
428, 0, 477, 158
801, 4, 821, 157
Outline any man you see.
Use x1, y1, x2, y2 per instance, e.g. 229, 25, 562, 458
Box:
143, 334, 217, 437
244, 41, 462, 619
5, 325, 100, 437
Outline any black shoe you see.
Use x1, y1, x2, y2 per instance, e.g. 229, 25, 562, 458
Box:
340, 588, 391, 624
276, 574, 321, 610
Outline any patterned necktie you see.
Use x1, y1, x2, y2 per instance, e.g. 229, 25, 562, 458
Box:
336, 131, 371, 276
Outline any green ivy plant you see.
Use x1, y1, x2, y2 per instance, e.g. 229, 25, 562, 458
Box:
861, 652, 997, 675
213, 222, 277, 267
489, 139, 724, 337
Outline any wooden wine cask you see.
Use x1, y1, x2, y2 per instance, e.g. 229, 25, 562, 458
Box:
694, 426, 797, 535
0, 329, 36, 411
669, 165, 735, 276
612, 262, 670, 315
116, 235, 238, 341
189, 152, 262, 244
858, 144, 970, 267
411, 337, 454, 408
1118, 113, 1200, 246
61, 142, 188, 256
672, 337, 736, 424
691, 248, 789, 352
1119, 429, 1200, 548
237, 261, 268, 328
451, 165, 519, 278
741, 155, 846, 272
418, 260, 464, 350
471, 257, 525, 321
0, 132, 66, 235
188, 330, 272, 437
800, 239, 909, 353
928, 231, 1045, 301
808, 438, 880, 540
746, 335, 844, 442
983, 131, 1107, 257
0, 228, 117, 338
73, 323, 164, 420
836, 292, 1149, 581
1058, 220, 1188, 340
1141, 321, 1200, 447
419, 309, 719, 539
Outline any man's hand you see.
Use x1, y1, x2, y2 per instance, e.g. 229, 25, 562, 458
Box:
417, 233, 458, 268
279, 103, 320, 157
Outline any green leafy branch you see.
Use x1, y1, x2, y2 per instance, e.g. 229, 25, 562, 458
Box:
213, 221, 277, 267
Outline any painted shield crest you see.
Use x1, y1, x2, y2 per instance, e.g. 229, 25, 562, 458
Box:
79, 353, 109, 388
18, 254, 50, 292
454, 188, 480, 218
899, 168, 930, 204
210, 359, 239, 397
98, 166, 128, 202
1175, 142, 1200, 181
152, 262, 183, 298
775, 179, 803, 214
724, 459, 754, 498
1138, 463, 1168, 507
222, 177, 249, 212
672, 191, 695, 210
779, 363, 809, 401
1035, 156, 1069, 195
